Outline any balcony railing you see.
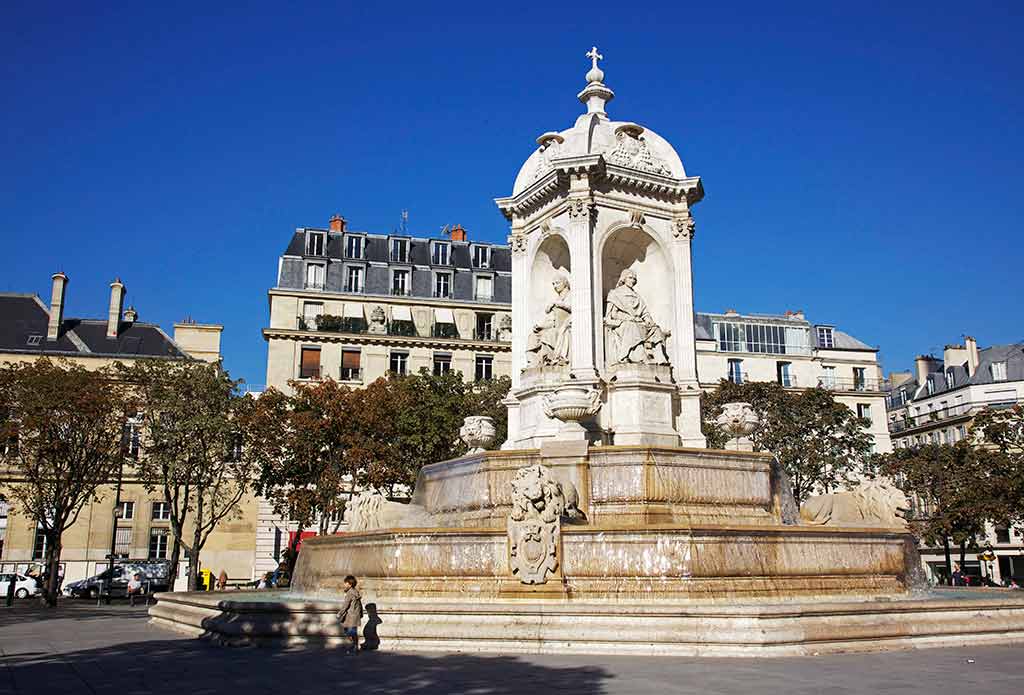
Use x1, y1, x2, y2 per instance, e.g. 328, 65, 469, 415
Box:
816, 377, 886, 392
304, 281, 325, 291
475, 293, 493, 302
391, 287, 411, 296
433, 289, 451, 299
339, 367, 361, 382
474, 328, 493, 341
727, 371, 748, 385
298, 367, 321, 380
343, 284, 363, 294
889, 400, 1018, 433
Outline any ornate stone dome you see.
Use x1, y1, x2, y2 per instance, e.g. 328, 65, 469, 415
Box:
511, 48, 688, 197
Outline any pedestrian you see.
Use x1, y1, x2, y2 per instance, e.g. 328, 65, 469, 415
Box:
951, 563, 965, 587
126, 573, 144, 606
216, 570, 228, 591
257, 572, 272, 590
336, 575, 363, 654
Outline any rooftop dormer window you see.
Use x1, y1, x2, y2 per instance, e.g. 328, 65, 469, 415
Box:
471, 244, 490, 269
391, 238, 409, 263
345, 235, 364, 260
926, 376, 935, 395
432, 241, 450, 266
306, 231, 325, 256
816, 326, 834, 349
945, 369, 955, 389
991, 361, 1007, 381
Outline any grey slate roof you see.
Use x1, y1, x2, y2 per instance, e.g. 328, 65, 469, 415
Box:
0, 294, 186, 359
889, 342, 1024, 408
829, 329, 875, 351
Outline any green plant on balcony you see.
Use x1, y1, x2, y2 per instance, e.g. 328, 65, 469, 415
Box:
315, 314, 344, 331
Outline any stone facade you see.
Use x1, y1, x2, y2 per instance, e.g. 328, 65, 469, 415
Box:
885, 335, 1024, 585
0, 273, 253, 586
262, 220, 513, 393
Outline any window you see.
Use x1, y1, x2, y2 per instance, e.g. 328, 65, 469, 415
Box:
301, 302, 323, 330
32, 528, 47, 560
432, 242, 450, 265
152, 502, 171, 521
149, 528, 170, 560
945, 369, 955, 389
391, 238, 409, 263
299, 347, 321, 380
898, 390, 907, 405
475, 275, 493, 302
306, 231, 325, 256
853, 367, 866, 391
123, 420, 140, 459
341, 350, 361, 381
777, 362, 793, 387
926, 377, 935, 395
389, 352, 408, 376
305, 263, 325, 290
856, 403, 871, 423
727, 359, 743, 384
817, 326, 834, 349
472, 245, 490, 268
995, 526, 1011, 544
392, 269, 410, 296
433, 353, 452, 376
476, 313, 493, 341
713, 320, 809, 355
940, 429, 949, 444
475, 354, 494, 381
345, 235, 363, 259
434, 272, 451, 298
345, 266, 363, 293
821, 366, 836, 388
116, 501, 135, 521
929, 432, 939, 445
114, 526, 132, 555
956, 425, 967, 440
991, 361, 1007, 381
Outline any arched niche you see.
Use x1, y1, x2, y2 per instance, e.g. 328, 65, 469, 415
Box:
529, 233, 571, 329
599, 225, 674, 366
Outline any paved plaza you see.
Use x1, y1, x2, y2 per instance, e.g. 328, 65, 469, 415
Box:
0, 602, 1022, 695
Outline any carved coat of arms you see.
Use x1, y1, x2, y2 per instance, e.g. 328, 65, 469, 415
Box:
507, 465, 566, 584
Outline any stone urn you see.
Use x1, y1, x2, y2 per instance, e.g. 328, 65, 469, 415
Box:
715, 402, 761, 452
460, 415, 496, 454
542, 385, 602, 440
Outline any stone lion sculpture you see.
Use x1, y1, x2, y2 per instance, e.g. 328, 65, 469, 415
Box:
346, 491, 432, 531
800, 478, 910, 527
508, 465, 583, 523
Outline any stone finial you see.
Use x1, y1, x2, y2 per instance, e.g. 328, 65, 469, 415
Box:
716, 402, 761, 451
578, 46, 614, 115
459, 416, 496, 454
585, 46, 604, 83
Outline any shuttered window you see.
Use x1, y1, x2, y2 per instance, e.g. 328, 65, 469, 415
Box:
300, 347, 321, 379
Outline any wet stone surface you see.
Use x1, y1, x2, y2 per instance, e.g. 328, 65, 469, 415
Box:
2, 600, 1023, 695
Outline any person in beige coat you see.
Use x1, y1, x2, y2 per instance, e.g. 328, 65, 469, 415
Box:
337, 575, 363, 654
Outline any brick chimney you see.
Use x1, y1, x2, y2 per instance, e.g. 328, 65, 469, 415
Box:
47, 272, 69, 341
107, 278, 126, 339
329, 214, 346, 233
965, 336, 980, 377
914, 355, 936, 388
450, 224, 467, 242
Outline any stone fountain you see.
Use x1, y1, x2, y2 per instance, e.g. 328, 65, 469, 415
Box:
150, 49, 1024, 655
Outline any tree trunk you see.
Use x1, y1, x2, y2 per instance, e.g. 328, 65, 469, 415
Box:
43, 531, 62, 607
188, 496, 204, 591
168, 531, 182, 590
959, 540, 967, 566
943, 536, 953, 585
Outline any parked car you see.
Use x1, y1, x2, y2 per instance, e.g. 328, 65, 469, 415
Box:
1, 573, 40, 599
63, 560, 171, 599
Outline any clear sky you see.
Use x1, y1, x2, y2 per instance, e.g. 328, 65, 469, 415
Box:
2, 1, 1021, 386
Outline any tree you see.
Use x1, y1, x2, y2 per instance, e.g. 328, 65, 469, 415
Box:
973, 403, 1024, 533
0, 359, 131, 606
878, 442, 997, 582
702, 381, 873, 504
123, 360, 253, 591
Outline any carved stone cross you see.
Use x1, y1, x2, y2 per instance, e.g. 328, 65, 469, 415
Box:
586, 46, 603, 71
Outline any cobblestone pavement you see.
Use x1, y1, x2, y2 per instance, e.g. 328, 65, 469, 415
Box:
1, 601, 1023, 695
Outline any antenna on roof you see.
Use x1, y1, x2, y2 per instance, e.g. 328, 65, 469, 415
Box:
400, 209, 409, 235
440, 224, 450, 237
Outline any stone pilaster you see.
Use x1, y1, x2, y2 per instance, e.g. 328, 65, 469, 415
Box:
566, 195, 599, 382
670, 211, 706, 447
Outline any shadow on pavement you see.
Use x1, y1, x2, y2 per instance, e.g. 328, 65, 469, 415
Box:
3, 635, 614, 695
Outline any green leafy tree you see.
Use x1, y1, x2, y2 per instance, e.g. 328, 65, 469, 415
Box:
122, 360, 253, 591
972, 403, 1024, 531
878, 442, 997, 582
0, 359, 131, 605
702, 380, 873, 504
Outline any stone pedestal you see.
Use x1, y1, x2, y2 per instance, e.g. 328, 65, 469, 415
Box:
605, 364, 679, 446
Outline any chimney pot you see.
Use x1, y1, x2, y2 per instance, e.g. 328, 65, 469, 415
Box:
107, 278, 126, 339
47, 272, 69, 341
450, 224, 467, 242
329, 214, 346, 233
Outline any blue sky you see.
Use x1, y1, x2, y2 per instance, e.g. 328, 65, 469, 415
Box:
2, 1, 1021, 386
